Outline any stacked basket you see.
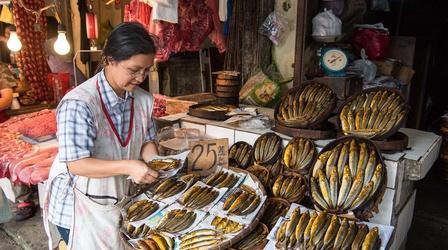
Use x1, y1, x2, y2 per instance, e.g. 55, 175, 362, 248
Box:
215, 71, 241, 105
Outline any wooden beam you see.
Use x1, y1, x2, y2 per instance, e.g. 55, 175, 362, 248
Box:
293, 0, 308, 86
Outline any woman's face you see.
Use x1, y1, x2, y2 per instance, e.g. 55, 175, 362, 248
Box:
107, 54, 154, 94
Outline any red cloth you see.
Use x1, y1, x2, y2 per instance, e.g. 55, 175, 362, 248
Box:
125, 0, 226, 61
205, 0, 226, 53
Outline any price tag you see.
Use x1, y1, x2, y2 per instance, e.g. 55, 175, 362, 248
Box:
187, 138, 229, 176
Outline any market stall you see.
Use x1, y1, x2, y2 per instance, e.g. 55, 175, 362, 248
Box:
155, 106, 441, 249
0, 0, 444, 249
0, 109, 58, 202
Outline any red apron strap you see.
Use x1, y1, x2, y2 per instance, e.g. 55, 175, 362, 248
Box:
95, 79, 134, 147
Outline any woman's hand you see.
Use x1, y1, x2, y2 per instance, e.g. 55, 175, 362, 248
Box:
127, 160, 159, 184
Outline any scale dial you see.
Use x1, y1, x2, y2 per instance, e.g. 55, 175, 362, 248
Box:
322, 49, 348, 72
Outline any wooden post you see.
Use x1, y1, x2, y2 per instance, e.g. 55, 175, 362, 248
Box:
293, 0, 308, 86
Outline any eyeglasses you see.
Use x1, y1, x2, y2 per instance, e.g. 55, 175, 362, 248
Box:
118, 63, 155, 79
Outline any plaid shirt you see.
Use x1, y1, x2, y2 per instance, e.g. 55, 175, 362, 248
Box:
48, 71, 156, 229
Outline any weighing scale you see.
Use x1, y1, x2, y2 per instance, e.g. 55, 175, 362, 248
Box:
319, 46, 349, 77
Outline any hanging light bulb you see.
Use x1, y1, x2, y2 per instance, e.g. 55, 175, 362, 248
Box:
53, 25, 70, 55
6, 27, 22, 52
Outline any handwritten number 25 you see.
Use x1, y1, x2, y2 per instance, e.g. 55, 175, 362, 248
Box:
191, 143, 217, 170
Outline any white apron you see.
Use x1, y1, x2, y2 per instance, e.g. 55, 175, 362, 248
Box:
43, 74, 154, 250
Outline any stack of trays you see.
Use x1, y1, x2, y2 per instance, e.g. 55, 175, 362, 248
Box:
214, 71, 241, 104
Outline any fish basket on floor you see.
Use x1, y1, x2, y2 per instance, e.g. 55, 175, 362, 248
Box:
338, 87, 409, 141
274, 82, 337, 129
309, 136, 387, 220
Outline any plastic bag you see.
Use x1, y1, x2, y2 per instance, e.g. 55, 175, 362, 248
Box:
239, 71, 282, 108
312, 9, 342, 37
320, 0, 345, 17
259, 11, 289, 45
352, 23, 390, 60
347, 49, 377, 83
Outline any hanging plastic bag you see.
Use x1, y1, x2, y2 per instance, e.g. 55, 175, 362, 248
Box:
347, 49, 377, 84
312, 9, 342, 37
259, 11, 289, 45
352, 23, 390, 60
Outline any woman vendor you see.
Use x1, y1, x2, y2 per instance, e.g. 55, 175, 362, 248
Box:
44, 22, 159, 249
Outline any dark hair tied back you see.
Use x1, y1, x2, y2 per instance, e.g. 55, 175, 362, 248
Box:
102, 22, 156, 62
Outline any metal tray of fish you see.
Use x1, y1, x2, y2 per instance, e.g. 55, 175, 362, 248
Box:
188, 103, 237, 121
274, 82, 337, 129
309, 136, 387, 220
338, 87, 409, 141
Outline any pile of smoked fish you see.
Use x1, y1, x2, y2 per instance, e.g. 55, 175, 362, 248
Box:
149, 158, 180, 171
135, 232, 174, 250
229, 142, 252, 168
275, 208, 381, 250
232, 223, 269, 250
179, 229, 224, 250
205, 170, 241, 188
282, 137, 316, 174
310, 138, 385, 213
340, 89, 407, 139
157, 209, 197, 233
151, 174, 199, 200
126, 200, 159, 222
223, 185, 261, 216
261, 198, 290, 230
179, 185, 220, 209
271, 174, 307, 203
276, 83, 336, 128
193, 104, 235, 112
253, 133, 282, 164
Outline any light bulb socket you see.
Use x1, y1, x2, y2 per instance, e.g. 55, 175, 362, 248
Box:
57, 24, 67, 33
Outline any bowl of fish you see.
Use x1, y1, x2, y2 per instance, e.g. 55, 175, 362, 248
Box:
252, 132, 283, 165
229, 141, 253, 169
282, 137, 317, 175
188, 103, 237, 120
339, 87, 409, 140
309, 136, 387, 219
275, 82, 337, 129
